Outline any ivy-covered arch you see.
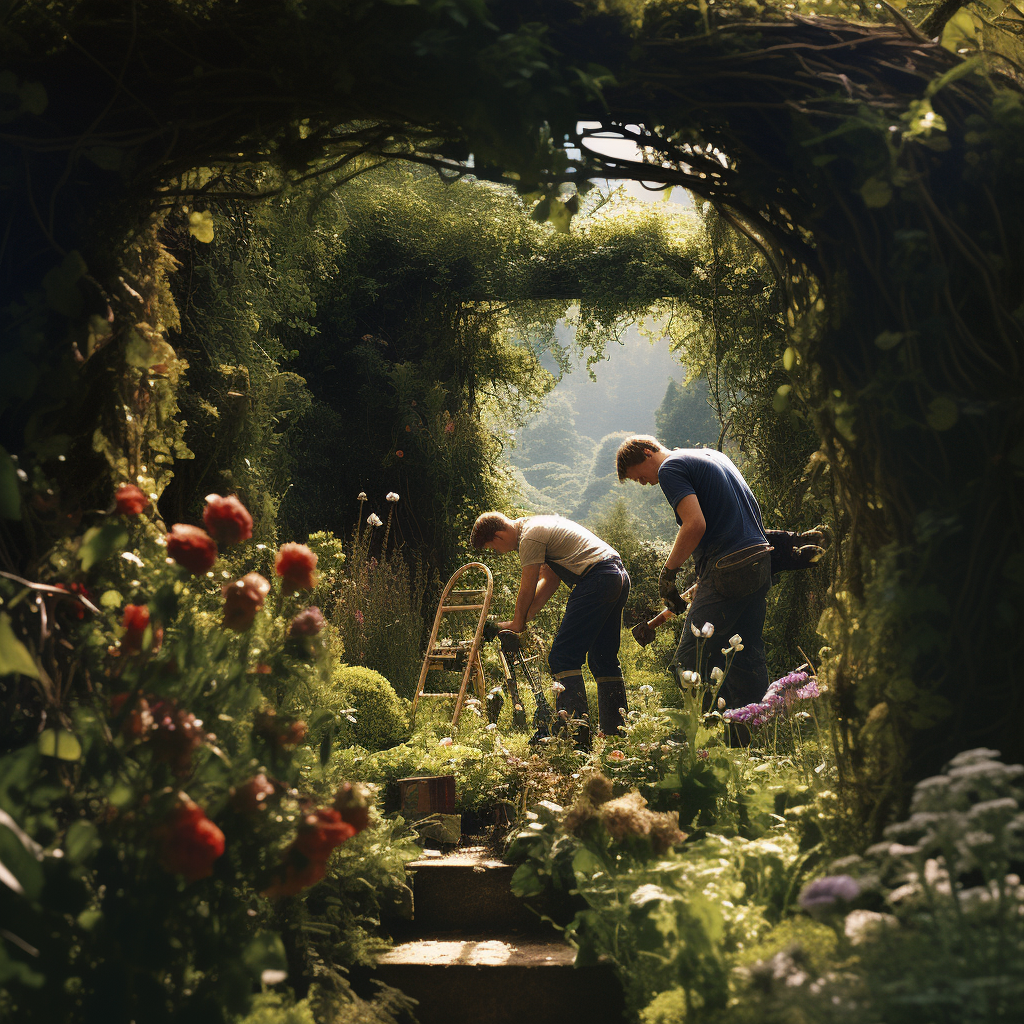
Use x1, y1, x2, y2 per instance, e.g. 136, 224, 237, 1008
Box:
3, 0, 1022, 822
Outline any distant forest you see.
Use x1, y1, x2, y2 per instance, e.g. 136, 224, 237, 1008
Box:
506, 326, 720, 541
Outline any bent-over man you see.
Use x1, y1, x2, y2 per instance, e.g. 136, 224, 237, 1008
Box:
471, 512, 630, 749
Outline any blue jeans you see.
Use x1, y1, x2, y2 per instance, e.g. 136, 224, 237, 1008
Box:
548, 558, 631, 735
675, 546, 771, 711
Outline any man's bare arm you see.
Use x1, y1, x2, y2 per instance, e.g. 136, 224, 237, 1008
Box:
665, 494, 706, 570
498, 562, 542, 633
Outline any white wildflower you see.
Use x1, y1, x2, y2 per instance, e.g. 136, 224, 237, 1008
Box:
729, 634, 743, 648
710, 667, 724, 683
551, 681, 566, 693
485, 723, 497, 732
386, 491, 400, 502
717, 698, 726, 710
701, 621, 715, 638
367, 513, 382, 527
690, 622, 701, 637
438, 737, 453, 747
843, 910, 898, 945
357, 492, 367, 501
638, 684, 654, 695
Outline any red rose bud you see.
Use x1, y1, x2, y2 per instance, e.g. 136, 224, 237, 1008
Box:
115, 484, 149, 516
222, 572, 270, 631
149, 700, 206, 775
230, 773, 275, 815
262, 808, 356, 898
292, 808, 356, 862
202, 493, 253, 546
121, 603, 150, 655
155, 798, 225, 883
332, 781, 373, 833
165, 524, 218, 574
289, 606, 325, 637
274, 543, 317, 592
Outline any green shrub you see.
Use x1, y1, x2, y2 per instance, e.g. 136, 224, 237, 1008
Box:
333, 666, 409, 751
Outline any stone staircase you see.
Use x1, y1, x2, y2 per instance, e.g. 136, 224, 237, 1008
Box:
358, 845, 626, 1024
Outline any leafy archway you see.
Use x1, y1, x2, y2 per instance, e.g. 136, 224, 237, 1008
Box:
3, 0, 1022, 823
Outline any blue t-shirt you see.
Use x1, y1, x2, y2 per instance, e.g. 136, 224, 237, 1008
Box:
658, 448, 767, 577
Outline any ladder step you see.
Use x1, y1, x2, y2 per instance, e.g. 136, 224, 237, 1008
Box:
440, 604, 486, 612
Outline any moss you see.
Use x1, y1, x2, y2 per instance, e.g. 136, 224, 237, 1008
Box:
333, 665, 409, 751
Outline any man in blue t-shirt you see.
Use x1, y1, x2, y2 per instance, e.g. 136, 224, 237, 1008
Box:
616, 435, 773, 725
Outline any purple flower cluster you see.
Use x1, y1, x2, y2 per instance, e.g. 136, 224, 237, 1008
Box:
798, 874, 861, 909
723, 670, 819, 727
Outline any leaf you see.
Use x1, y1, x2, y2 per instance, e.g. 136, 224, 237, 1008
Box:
926, 395, 959, 431
0, 613, 39, 680
78, 523, 129, 571
124, 329, 160, 369
773, 384, 792, 413
0, 819, 43, 900
100, 590, 122, 609
510, 862, 543, 897
0, 445, 20, 520
859, 176, 892, 208
38, 729, 82, 761
64, 820, 101, 863
242, 932, 288, 980
782, 346, 798, 372
188, 210, 215, 243
874, 330, 904, 350
571, 847, 604, 881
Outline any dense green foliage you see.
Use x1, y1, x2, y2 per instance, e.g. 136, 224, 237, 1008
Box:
3, 0, 1024, 1020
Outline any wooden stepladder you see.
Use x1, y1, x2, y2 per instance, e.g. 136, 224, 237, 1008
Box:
412, 562, 494, 727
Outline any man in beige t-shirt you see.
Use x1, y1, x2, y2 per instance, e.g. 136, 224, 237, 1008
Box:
471, 512, 631, 749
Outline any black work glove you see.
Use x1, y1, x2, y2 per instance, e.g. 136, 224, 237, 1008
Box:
658, 565, 686, 615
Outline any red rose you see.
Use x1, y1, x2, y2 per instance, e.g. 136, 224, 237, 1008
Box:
202, 494, 253, 546
395, 450, 404, 458
116, 484, 149, 516
332, 781, 373, 834
230, 774, 275, 815
274, 543, 317, 592
262, 808, 356, 898
293, 808, 356, 861
165, 524, 218, 574
149, 700, 206, 775
222, 572, 270, 631
121, 603, 150, 655
288, 606, 325, 637
155, 798, 225, 883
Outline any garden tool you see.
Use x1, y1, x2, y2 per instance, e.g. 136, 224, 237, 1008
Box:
631, 582, 698, 647
482, 620, 553, 740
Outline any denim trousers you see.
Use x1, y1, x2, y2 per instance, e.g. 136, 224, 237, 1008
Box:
675, 547, 772, 711
548, 558, 630, 733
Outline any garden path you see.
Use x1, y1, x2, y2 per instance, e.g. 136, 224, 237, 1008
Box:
357, 845, 625, 1023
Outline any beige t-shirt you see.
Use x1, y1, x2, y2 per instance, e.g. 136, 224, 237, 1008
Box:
516, 516, 618, 579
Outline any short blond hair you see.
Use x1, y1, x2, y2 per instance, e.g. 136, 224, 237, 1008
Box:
470, 511, 514, 549
615, 435, 663, 481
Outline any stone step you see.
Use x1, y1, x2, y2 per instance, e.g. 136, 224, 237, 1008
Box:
364, 932, 625, 1024
401, 846, 548, 934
